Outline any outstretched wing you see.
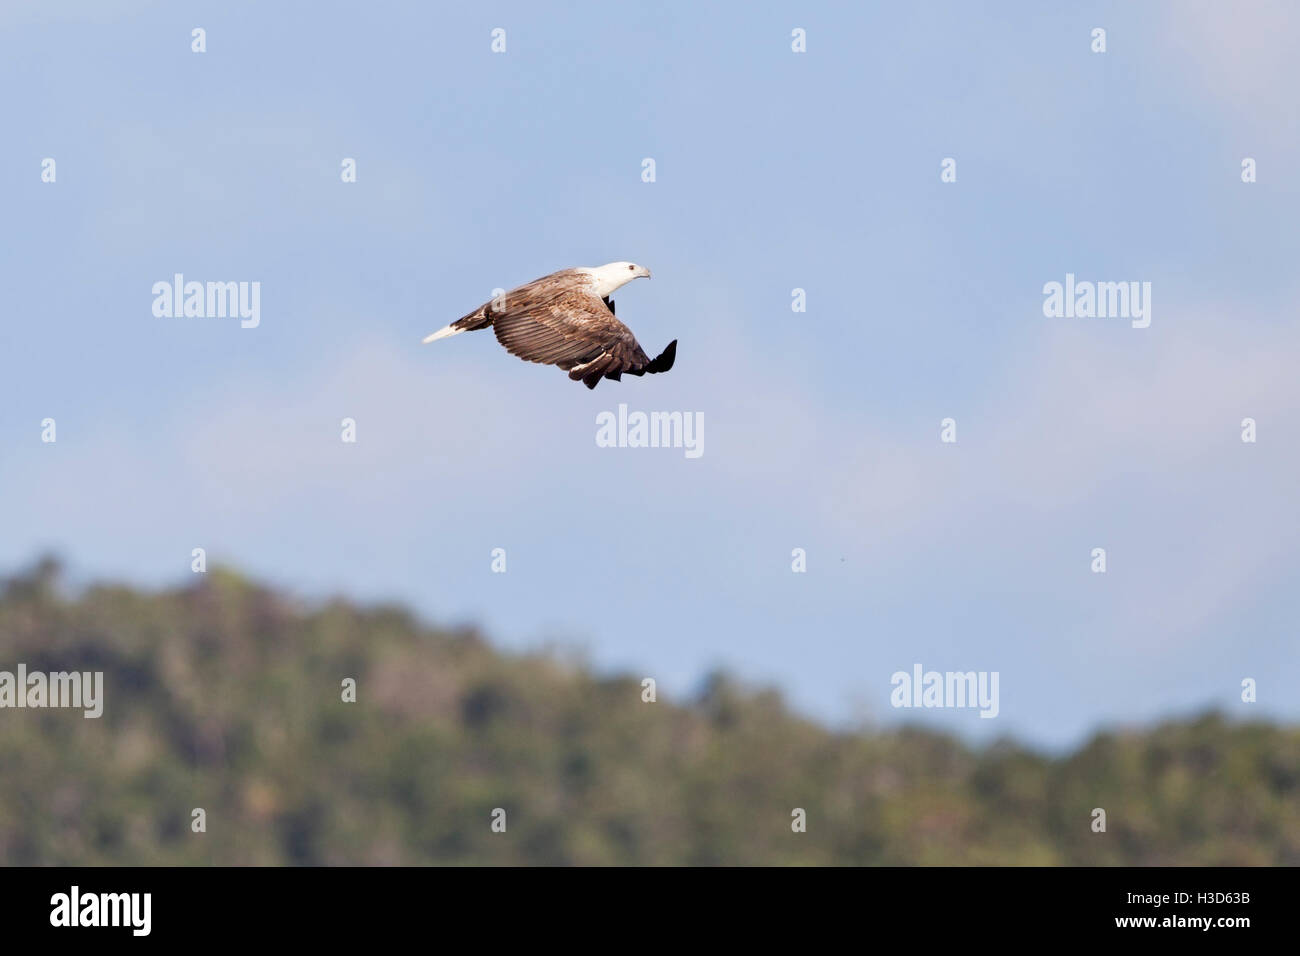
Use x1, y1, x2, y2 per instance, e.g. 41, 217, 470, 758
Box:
491, 283, 674, 389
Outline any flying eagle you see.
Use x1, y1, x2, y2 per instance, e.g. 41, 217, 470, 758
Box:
422, 262, 676, 389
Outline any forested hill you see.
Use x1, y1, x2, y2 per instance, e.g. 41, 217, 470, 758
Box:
1, 559, 1296, 865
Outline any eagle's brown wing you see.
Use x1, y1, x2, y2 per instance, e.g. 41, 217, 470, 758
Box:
490, 280, 675, 390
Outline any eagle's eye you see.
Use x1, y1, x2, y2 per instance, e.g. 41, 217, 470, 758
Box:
628, 264, 635, 270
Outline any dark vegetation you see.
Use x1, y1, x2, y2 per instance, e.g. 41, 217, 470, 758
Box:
1, 559, 1295, 865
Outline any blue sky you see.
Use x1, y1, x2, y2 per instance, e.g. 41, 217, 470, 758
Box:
2, 0, 1297, 749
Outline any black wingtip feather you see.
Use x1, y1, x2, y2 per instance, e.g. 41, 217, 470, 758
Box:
646, 339, 677, 374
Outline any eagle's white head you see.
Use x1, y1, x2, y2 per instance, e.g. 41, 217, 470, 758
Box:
585, 261, 652, 298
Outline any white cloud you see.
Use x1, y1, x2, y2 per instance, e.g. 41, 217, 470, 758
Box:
1160, 0, 1300, 148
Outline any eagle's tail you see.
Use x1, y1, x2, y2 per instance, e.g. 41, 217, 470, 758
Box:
421, 306, 493, 344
